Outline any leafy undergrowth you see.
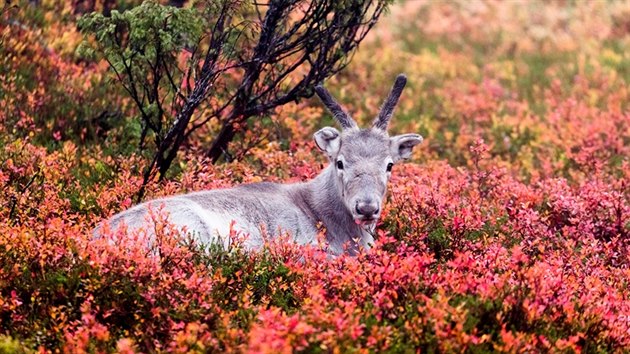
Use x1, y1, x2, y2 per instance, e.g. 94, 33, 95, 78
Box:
1, 138, 628, 352
2, 0, 630, 353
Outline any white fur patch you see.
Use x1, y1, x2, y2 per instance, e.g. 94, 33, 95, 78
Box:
139, 199, 244, 249
187, 202, 236, 248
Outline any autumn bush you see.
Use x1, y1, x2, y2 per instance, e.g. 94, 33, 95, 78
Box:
1, 0, 629, 352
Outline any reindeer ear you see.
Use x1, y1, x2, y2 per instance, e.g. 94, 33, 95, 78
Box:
314, 127, 341, 158
390, 134, 423, 162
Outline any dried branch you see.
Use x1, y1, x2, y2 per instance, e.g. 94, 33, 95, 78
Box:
79, 0, 391, 200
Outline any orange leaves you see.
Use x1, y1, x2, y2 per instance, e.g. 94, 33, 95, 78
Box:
248, 309, 315, 354
0, 142, 629, 351
1, 0, 630, 352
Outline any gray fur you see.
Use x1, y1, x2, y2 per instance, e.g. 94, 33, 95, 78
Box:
373, 74, 407, 131
314, 85, 357, 129
99, 74, 423, 256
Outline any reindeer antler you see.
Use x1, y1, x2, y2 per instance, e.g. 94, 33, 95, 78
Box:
373, 74, 407, 131
315, 85, 358, 129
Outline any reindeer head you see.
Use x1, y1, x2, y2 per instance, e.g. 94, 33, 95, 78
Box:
314, 74, 423, 225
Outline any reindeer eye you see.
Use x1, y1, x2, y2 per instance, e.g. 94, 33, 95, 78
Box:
386, 162, 393, 172
336, 160, 344, 170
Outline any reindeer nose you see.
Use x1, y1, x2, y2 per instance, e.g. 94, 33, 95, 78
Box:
356, 200, 380, 218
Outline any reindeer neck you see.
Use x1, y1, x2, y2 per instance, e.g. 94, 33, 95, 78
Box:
297, 165, 367, 254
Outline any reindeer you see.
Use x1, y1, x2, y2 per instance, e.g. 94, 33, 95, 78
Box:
99, 74, 423, 255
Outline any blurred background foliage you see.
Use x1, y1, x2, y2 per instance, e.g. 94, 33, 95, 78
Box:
2, 0, 629, 191
1, 0, 629, 352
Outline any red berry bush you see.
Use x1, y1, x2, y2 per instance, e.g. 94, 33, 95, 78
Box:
1, 1, 629, 352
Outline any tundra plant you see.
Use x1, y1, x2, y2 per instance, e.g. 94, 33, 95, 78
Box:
101, 74, 423, 255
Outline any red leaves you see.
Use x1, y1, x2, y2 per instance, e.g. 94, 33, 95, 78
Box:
1, 132, 629, 352
1, 1, 630, 352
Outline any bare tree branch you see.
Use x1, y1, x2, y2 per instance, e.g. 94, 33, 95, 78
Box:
80, 0, 391, 200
